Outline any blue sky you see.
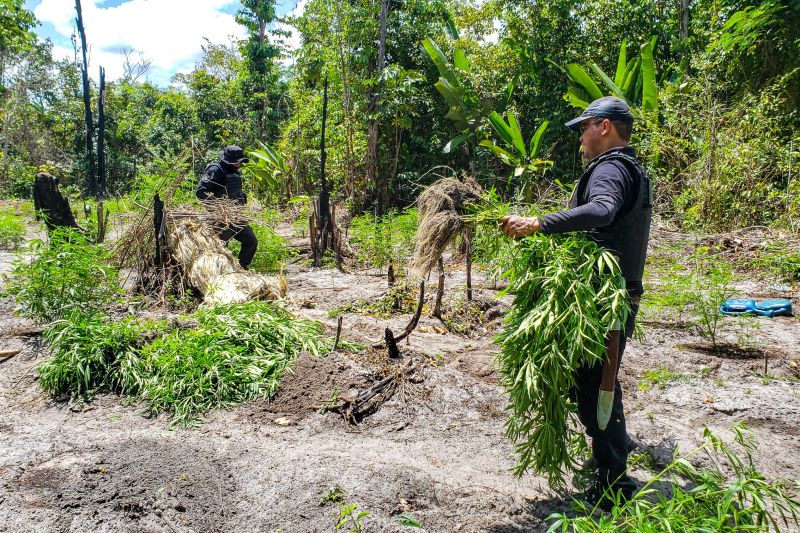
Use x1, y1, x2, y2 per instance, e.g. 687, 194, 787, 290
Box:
23, 0, 304, 86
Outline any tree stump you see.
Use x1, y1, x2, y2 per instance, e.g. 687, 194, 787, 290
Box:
32, 173, 79, 231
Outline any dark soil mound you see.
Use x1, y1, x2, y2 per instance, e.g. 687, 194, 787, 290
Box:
241, 352, 371, 422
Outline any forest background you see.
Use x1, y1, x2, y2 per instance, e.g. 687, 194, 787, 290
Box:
1, 0, 799, 231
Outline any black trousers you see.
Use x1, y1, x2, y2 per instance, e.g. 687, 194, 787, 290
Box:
570, 303, 639, 495
220, 224, 258, 269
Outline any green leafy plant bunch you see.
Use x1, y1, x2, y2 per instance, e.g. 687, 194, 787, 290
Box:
3, 228, 122, 323
549, 423, 800, 532
496, 232, 629, 487
39, 302, 338, 427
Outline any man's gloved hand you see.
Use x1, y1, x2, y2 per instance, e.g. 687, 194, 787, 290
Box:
499, 215, 541, 239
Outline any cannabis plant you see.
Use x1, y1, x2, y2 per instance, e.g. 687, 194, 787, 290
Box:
496, 233, 629, 487
3, 228, 122, 323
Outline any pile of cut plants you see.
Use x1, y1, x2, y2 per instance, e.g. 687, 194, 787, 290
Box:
41, 302, 338, 427
3, 227, 348, 427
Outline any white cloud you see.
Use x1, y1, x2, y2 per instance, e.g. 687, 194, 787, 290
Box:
34, 0, 246, 84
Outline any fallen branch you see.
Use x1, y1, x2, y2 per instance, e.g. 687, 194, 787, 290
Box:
372, 280, 425, 348
0, 349, 22, 358
325, 359, 417, 424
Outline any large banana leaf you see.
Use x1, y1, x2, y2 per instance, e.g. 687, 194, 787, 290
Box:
614, 40, 628, 88
434, 78, 464, 109
528, 120, 549, 159
565, 64, 604, 101
640, 37, 658, 114
421, 38, 459, 89
488, 111, 517, 154
506, 112, 527, 158
249, 167, 279, 189
564, 86, 591, 109
443, 133, 471, 154
589, 62, 626, 101
453, 48, 470, 72
620, 57, 640, 96
479, 140, 517, 166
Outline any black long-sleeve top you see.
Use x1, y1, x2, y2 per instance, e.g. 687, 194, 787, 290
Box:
539, 149, 635, 234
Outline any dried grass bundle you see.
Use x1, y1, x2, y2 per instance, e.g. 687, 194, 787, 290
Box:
167, 217, 287, 305
411, 176, 483, 275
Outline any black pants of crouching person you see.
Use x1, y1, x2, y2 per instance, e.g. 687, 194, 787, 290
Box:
570, 301, 640, 498
220, 224, 258, 269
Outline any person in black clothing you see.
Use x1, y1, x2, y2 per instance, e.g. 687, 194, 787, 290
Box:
499, 96, 652, 509
196, 145, 258, 269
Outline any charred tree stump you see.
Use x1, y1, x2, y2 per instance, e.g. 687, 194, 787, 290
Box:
153, 194, 167, 268
33, 173, 79, 232
385, 328, 400, 359
373, 280, 425, 348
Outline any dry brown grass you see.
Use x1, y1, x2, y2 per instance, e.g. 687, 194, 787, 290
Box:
411, 176, 483, 276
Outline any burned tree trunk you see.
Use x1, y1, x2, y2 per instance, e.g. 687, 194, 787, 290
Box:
33, 173, 79, 232
75, 0, 96, 197
311, 76, 338, 267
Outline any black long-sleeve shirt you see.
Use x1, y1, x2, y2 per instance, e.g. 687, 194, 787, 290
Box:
539, 150, 634, 234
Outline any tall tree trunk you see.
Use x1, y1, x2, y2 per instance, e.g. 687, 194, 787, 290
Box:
679, 0, 690, 41
366, 0, 388, 215
75, 0, 96, 197
313, 76, 334, 267
97, 66, 106, 199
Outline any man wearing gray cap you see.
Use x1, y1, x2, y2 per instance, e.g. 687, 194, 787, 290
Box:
196, 145, 259, 269
500, 96, 652, 509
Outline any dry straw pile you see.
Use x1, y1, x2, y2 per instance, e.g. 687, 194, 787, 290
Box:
411, 176, 483, 276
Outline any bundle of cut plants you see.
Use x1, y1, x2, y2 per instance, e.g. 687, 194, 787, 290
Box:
495, 232, 629, 488
411, 176, 482, 276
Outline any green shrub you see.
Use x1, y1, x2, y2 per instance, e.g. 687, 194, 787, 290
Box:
229, 222, 296, 272
0, 213, 26, 249
3, 228, 122, 322
349, 208, 417, 273
638, 74, 798, 231
0, 152, 36, 199
751, 244, 800, 283
549, 424, 800, 531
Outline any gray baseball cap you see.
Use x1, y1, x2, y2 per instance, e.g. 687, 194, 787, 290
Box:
565, 96, 635, 131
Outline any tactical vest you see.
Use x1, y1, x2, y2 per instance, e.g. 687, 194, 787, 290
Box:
201, 162, 245, 203
570, 148, 652, 292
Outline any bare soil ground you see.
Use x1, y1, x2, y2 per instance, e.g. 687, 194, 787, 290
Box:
0, 222, 799, 532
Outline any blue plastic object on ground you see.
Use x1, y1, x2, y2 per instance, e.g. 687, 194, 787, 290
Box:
754, 299, 793, 318
720, 298, 756, 316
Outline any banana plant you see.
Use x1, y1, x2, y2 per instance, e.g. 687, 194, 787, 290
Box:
245, 141, 290, 193
480, 111, 552, 197
562, 37, 658, 116
421, 37, 489, 155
